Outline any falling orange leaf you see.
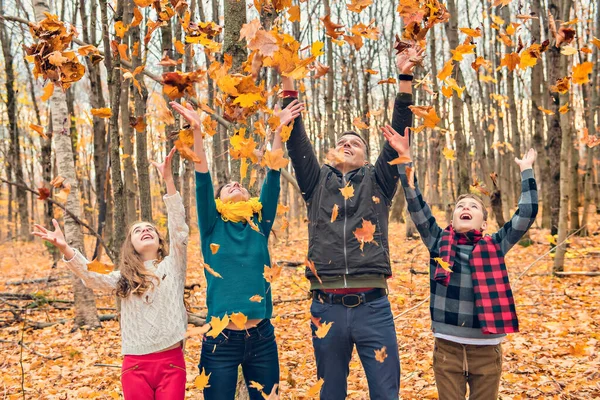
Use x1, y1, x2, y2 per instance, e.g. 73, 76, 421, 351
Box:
207, 315, 229, 338
330, 204, 339, 223
442, 147, 456, 161
339, 183, 355, 200
91, 108, 112, 118
230, 312, 248, 330
263, 263, 282, 283
559, 103, 569, 114
320, 14, 345, 39
288, 5, 300, 22
550, 77, 571, 94
41, 82, 54, 101
537, 106, 555, 116
305, 258, 322, 284
195, 368, 211, 390
114, 21, 129, 39
388, 156, 413, 165
353, 219, 377, 251
409, 105, 441, 128
174, 139, 203, 164
437, 60, 454, 81
210, 243, 220, 254
459, 27, 482, 37
311, 316, 334, 339
202, 263, 222, 279
372, 196, 380, 204
261, 149, 289, 170
29, 124, 48, 139
250, 295, 264, 303
347, 0, 373, 13
86, 259, 114, 274
572, 62, 593, 85
405, 166, 415, 189
374, 346, 388, 363
307, 378, 324, 397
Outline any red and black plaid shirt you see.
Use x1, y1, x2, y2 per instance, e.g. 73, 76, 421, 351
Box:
435, 226, 519, 334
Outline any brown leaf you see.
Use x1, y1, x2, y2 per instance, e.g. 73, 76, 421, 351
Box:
353, 219, 377, 251
320, 14, 345, 39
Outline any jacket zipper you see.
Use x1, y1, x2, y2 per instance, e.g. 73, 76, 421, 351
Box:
121, 364, 139, 376
342, 175, 349, 287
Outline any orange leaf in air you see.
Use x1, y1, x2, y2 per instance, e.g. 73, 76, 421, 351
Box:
352, 116, 369, 130
194, 368, 211, 390
311, 316, 334, 339
174, 139, 203, 164
288, 5, 300, 22
30, 124, 48, 139
459, 27, 482, 37
339, 183, 355, 200
388, 156, 413, 165
307, 378, 324, 397
261, 149, 289, 170
114, 21, 129, 39
550, 77, 571, 94
347, 0, 372, 13
437, 60, 454, 81
537, 106, 554, 116
409, 105, 440, 128
353, 219, 377, 251
230, 312, 248, 330
41, 82, 55, 101
434, 257, 452, 272
202, 262, 222, 278
572, 62, 593, 85
250, 294, 264, 303
263, 263, 282, 283
210, 243, 220, 254
37, 187, 51, 200
305, 258, 322, 284
405, 166, 415, 189
320, 14, 344, 39
207, 315, 229, 338
375, 346, 388, 363
91, 107, 112, 118
330, 204, 339, 223
87, 259, 114, 274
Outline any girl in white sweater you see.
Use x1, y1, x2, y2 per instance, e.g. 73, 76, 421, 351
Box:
33, 148, 189, 400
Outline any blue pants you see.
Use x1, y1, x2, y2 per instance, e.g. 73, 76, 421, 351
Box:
311, 294, 400, 400
199, 319, 279, 400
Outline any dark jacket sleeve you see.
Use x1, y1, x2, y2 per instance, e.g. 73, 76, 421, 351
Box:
283, 96, 321, 201
374, 92, 414, 202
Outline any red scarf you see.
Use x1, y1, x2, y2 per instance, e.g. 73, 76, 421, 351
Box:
435, 225, 519, 334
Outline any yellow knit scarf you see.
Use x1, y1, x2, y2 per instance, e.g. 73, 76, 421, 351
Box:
215, 197, 262, 230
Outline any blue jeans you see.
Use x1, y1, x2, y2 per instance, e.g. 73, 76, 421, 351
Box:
311, 293, 400, 400
198, 319, 279, 400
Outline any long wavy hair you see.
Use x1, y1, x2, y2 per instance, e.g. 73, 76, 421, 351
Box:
115, 222, 169, 298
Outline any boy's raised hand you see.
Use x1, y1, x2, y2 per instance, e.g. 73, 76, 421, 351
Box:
515, 148, 537, 172
275, 100, 305, 128
32, 219, 68, 252
381, 125, 411, 161
396, 43, 425, 75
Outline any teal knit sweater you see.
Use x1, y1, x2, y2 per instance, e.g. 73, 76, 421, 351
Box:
195, 170, 281, 323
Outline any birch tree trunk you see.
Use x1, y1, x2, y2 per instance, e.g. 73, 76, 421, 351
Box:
32, 0, 100, 327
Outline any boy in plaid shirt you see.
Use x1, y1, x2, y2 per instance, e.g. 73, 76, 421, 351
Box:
381, 126, 538, 399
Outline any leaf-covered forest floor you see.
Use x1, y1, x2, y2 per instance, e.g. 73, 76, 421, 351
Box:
1, 213, 599, 399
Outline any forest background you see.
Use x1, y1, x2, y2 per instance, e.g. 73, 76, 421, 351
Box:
0, 0, 599, 398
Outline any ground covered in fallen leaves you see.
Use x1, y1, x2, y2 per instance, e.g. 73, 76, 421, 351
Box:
1, 214, 599, 399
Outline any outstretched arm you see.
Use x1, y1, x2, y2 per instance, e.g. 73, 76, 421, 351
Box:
374, 44, 423, 201
32, 220, 120, 291
382, 125, 443, 251
280, 76, 321, 201
171, 102, 217, 237
493, 149, 539, 254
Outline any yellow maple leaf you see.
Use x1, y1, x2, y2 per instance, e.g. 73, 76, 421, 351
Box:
174, 139, 203, 164
210, 243, 220, 254
230, 312, 248, 330
233, 92, 264, 108
195, 368, 211, 390
261, 149, 289, 170
374, 346, 388, 363
217, 75, 242, 96
307, 378, 324, 397
91, 107, 112, 118
434, 257, 453, 272
207, 315, 229, 338
288, 5, 300, 22
279, 123, 293, 142
442, 147, 456, 161
249, 381, 264, 391
330, 204, 339, 223
450, 44, 476, 61
250, 294, 264, 303
311, 41, 325, 57
86, 259, 114, 274
311, 316, 334, 339
263, 263, 282, 283
572, 62, 593, 85
339, 183, 355, 200
114, 21, 129, 38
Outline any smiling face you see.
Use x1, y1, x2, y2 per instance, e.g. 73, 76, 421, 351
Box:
334, 133, 367, 172
219, 181, 250, 203
129, 222, 160, 256
452, 195, 488, 233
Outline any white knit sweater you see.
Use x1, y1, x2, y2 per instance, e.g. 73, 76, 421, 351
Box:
63, 192, 189, 355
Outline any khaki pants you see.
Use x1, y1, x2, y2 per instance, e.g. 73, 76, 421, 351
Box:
433, 337, 503, 400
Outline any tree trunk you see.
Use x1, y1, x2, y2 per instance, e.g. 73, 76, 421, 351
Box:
323, 0, 336, 153
31, 0, 100, 328
0, 12, 30, 240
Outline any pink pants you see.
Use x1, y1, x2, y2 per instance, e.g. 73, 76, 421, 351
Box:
121, 346, 186, 399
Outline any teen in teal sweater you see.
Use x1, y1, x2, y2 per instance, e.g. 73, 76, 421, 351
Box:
171, 100, 304, 400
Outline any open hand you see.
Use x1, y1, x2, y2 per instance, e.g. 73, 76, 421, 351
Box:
170, 101, 201, 131
381, 125, 411, 159
32, 219, 68, 251
276, 100, 305, 127
151, 147, 176, 181
396, 43, 425, 75
515, 148, 536, 171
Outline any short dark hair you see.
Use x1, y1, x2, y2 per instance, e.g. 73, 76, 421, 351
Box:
339, 131, 369, 156
455, 194, 488, 221
215, 183, 226, 199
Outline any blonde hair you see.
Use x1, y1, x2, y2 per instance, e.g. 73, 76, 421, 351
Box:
115, 222, 169, 298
